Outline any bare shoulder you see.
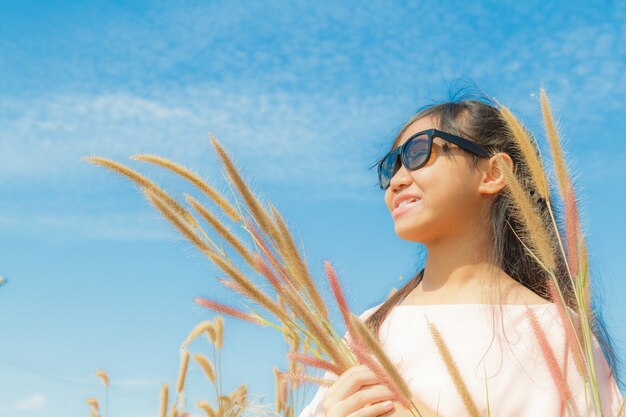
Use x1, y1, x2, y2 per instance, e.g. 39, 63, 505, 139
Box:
499, 275, 551, 305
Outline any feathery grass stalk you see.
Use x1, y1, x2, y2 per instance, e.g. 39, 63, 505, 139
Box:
427, 319, 480, 417
576, 259, 603, 416
349, 314, 419, 415
500, 106, 550, 198
564, 183, 580, 277
539, 91, 604, 415
526, 307, 573, 406
214, 316, 224, 350
324, 260, 356, 339
274, 367, 287, 414
194, 297, 267, 326
185, 194, 256, 268
95, 370, 109, 387
287, 351, 341, 376
144, 189, 290, 325
94, 369, 109, 417
346, 336, 405, 405
160, 384, 169, 417
230, 384, 248, 406
268, 203, 329, 318
86, 397, 99, 411
83, 157, 201, 231
254, 253, 352, 371
209, 134, 281, 242
281, 371, 336, 387
244, 217, 301, 291
193, 353, 216, 382
132, 154, 242, 223
177, 350, 190, 395
540, 89, 570, 202
494, 154, 556, 271
547, 279, 587, 379
196, 401, 217, 417
180, 321, 214, 351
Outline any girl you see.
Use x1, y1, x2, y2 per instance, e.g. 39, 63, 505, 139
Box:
298, 93, 624, 417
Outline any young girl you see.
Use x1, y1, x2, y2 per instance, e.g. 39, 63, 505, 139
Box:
298, 94, 624, 417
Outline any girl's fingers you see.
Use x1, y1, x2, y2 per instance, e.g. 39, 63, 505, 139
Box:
348, 399, 395, 417
339, 384, 396, 416
326, 365, 380, 402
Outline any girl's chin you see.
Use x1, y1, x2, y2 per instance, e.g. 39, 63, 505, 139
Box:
394, 226, 426, 242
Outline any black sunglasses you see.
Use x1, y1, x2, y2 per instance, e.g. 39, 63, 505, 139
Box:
376, 128, 492, 190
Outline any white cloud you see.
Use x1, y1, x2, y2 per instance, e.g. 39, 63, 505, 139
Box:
14, 393, 46, 411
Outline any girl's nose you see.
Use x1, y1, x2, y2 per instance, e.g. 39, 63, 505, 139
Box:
389, 163, 414, 191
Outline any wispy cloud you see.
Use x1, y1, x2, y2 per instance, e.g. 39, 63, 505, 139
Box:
14, 393, 46, 411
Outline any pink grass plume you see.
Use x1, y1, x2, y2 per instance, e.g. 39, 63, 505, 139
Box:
526, 306, 573, 406
194, 297, 266, 326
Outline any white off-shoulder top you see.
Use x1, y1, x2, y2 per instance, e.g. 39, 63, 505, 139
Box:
297, 303, 624, 417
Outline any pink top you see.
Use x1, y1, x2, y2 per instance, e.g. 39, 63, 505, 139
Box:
298, 303, 624, 417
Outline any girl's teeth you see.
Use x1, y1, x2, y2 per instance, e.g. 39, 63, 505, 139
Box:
399, 198, 418, 207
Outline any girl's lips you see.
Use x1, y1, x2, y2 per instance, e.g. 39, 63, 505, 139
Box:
392, 199, 424, 219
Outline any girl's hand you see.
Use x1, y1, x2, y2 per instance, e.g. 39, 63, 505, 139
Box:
321, 365, 398, 417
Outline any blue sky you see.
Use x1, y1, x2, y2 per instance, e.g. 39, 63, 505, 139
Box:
1, 1, 625, 416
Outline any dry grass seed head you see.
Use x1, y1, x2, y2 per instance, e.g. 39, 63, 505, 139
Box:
160, 384, 169, 417
132, 154, 242, 223
499, 107, 550, 199
181, 321, 214, 351
209, 134, 280, 241
494, 154, 556, 271
349, 314, 413, 409
196, 401, 218, 417
185, 194, 256, 268
428, 319, 481, 417
193, 353, 216, 383
86, 397, 99, 411
214, 316, 224, 349
177, 350, 190, 394
540, 89, 570, 201
95, 370, 109, 388
84, 156, 199, 228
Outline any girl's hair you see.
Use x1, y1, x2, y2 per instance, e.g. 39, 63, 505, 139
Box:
365, 83, 622, 388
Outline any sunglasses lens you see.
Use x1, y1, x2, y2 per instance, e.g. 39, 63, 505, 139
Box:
404, 135, 430, 170
379, 151, 400, 189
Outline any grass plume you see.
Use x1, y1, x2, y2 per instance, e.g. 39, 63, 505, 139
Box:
209, 134, 280, 242
95, 370, 109, 387
160, 384, 169, 417
287, 351, 341, 376
194, 297, 266, 326
427, 319, 480, 417
185, 193, 256, 268
83, 156, 200, 230
494, 154, 556, 271
526, 307, 573, 406
132, 154, 242, 223
196, 401, 217, 417
269, 203, 329, 318
349, 314, 416, 412
214, 316, 224, 350
193, 353, 216, 383
500, 106, 551, 199
176, 350, 190, 394
180, 321, 214, 351
540, 89, 569, 202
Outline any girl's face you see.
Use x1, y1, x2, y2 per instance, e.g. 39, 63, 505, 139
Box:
383, 116, 488, 245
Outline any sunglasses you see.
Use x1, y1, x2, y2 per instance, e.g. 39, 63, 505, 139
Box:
376, 128, 492, 190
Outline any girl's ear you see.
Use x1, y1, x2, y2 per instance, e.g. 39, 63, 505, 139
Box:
477, 152, 514, 196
